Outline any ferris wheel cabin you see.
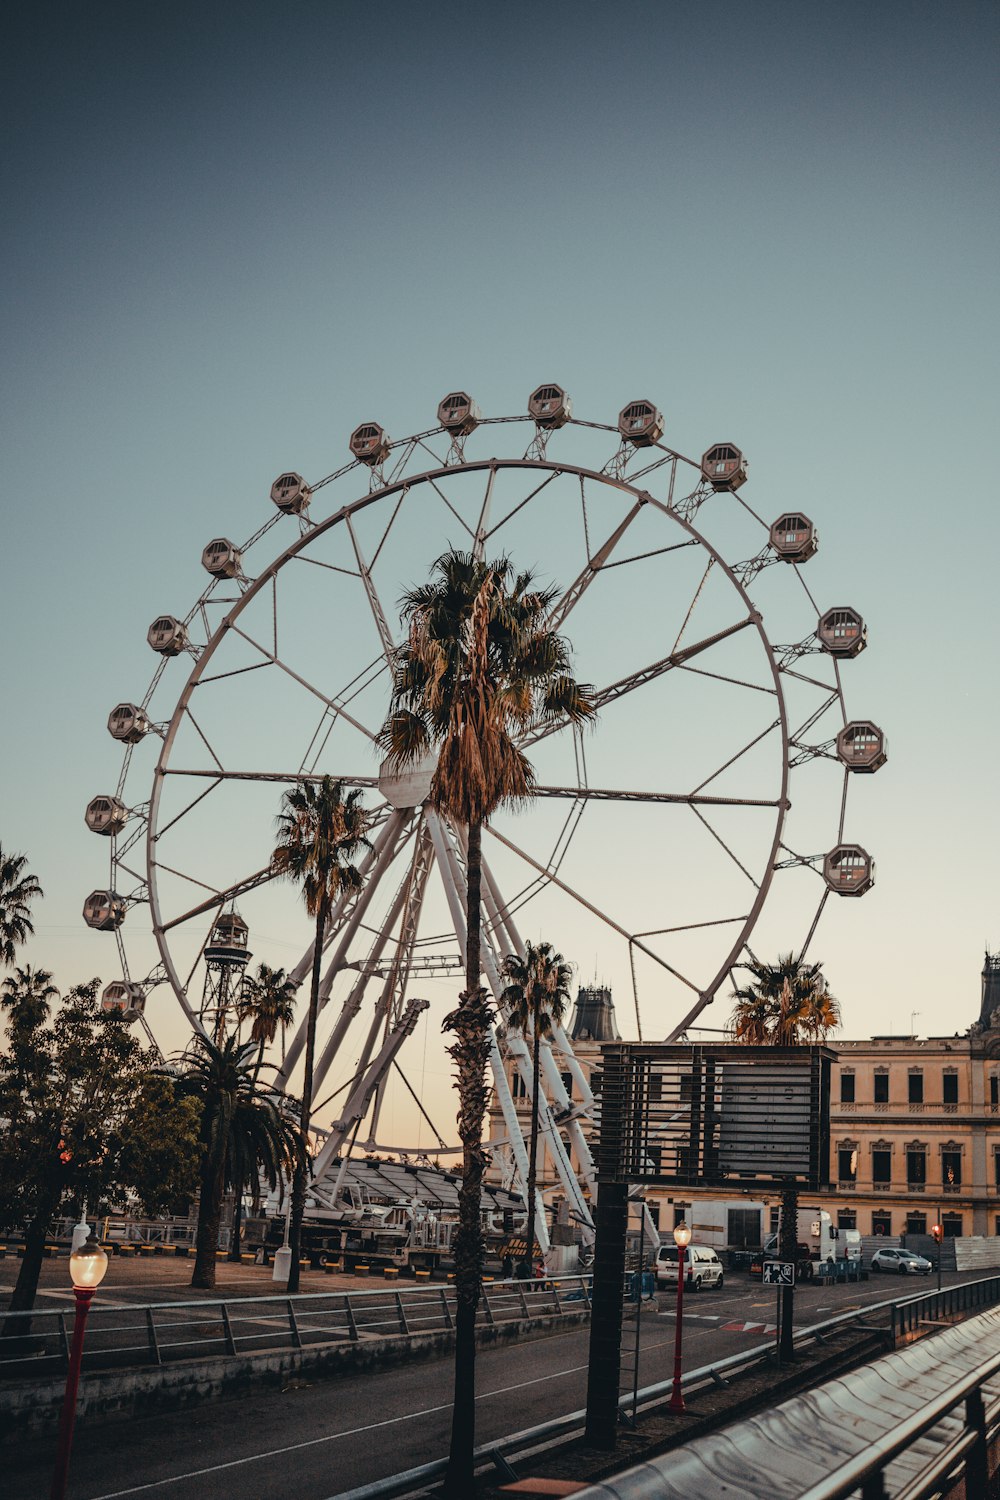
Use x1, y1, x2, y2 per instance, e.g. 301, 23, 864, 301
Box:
270, 472, 311, 515
770, 513, 819, 563
107, 702, 151, 743
101, 981, 145, 1021
700, 443, 748, 491
85, 795, 128, 836
201, 538, 242, 578
83, 890, 127, 931
350, 423, 391, 466
617, 400, 664, 447
823, 844, 875, 896
147, 616, 188, 656
836, 721, 887, 773
437, 392, 481, 436
528, 384, 572, 429
817, 607, 867, 659
107, 702, 151, 744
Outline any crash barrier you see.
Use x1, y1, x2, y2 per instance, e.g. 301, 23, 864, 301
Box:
891, 1272, 1000, 1345
572, 1303, 1000, 1500
337, 1275, 1000, 1500
0, 1274, 592, 1381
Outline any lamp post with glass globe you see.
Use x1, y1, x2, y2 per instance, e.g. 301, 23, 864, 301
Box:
668, 1221, 692, 1413
50, 1234, 108, 1500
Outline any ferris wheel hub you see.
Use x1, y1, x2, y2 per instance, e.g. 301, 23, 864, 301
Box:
378, 751, 437, 810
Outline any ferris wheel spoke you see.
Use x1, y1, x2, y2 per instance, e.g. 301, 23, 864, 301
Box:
688, 719, 782, 797
634, 914, 750, 937
345, 513, 395, 665
522, 615, 757, 749
482, 469, 561, 544
163, 768, 380, 788
545, 497, 645, 633
154, 776, 224, 839
677, 663, 776, 695
423, 473, 477, 539
182, 706, 225, 772
687, 805, 760, 888
534, 783, 783, 809
227, 623, 379, 744
158, 865, 279, 934
485, 824, 701, 993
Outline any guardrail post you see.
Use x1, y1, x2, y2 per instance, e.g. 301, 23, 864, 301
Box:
344, 1294, 359, 1342
287, 1299, 302, 1350
482, 1287, 495, 1325
58, 1311, 70, 1365
517, 1281, 529, 1317
220, 1304, 237, 1357
551, 1280, 562, 1313
395, 1293, 409, 1336
439, 1287, 453, 1329
861, 1473, 888, 1499
145, 1308, 162, 1366
965, 1388, 988, 1497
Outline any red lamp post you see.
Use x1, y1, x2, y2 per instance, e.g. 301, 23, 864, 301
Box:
50, 1233, 109, 1500
668, 1221, 692, 1413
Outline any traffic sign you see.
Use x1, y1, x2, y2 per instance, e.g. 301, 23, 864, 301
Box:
762, 1261, 795, 1286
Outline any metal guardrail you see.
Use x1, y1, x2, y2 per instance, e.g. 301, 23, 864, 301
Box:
0, 1274, 592, 1380
335, 1274, 1000, 1500
891, 1271, 1000, 1343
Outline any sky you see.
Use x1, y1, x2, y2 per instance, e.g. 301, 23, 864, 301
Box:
2, 2, 998, 1145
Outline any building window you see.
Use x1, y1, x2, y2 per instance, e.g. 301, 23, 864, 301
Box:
589, 1070, 603, 1096
942, 1213, 962, 1237
840, 1072, 855, 1103
646, 1201, 660, 1229
908, 1072, 923, 1105
992, 1076, 999, 1107
874, 1072, 889, 1103
560, 1072, 573, 1100
994, 1151, 1000, 1189
837, 1147, 857, 1182
872, 1149, 892, 1185
942, 1071, 958, 1105
837, 1209, 857, 1230
905, 1213, 927, 1235
512, 1072, 527, 1099
872, 1211, 892, 1236
906, 1149, 926, 1186
769, 1207, 780, 1234
942, 1150, 962, 1188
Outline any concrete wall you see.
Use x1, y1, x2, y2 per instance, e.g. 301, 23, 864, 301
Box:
0, 1307, 589, 1442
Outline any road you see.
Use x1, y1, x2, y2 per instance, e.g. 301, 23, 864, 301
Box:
5, 1268, 963, 1500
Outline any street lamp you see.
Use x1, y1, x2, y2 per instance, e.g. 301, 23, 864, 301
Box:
668, 1221, 692, 1413
50, 1234, 108, 1500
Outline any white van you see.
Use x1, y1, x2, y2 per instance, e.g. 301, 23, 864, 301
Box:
654, 1243, 725, 1290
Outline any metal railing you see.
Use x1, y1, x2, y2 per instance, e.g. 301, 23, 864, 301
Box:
0, 1274, 592, 1380
891, 1272, 1000, 1344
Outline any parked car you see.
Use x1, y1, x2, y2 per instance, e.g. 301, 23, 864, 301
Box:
654, 1243, 725, 1290
870, 1247, 933, 1275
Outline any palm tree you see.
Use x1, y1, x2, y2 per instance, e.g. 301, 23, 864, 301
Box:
238, 963, 298, 1080
0, 848, 42, 968
171, 1033, 302, 1290
1, 965, 58, 1039
379, 549, 594, 1492
729, 953, 839, 1360
500, 941, 573, 1278
272, 778, 372, 1294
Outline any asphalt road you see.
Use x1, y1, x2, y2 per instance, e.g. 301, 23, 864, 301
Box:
5, 1267, 965, 1500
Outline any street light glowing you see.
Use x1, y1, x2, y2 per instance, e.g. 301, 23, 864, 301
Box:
673, 1221, 692, 1249
68, 1235, 108, 1291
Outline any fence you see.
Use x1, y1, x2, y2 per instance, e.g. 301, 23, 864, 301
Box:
0, 1274, 592, 1381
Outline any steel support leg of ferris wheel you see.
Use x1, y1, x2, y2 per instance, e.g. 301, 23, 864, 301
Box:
479, 850, 600, 1208
307, 824, 432, 1103
428, 810, 593, 1243
275, 809, 410, 1090
422, 809, 546, 1249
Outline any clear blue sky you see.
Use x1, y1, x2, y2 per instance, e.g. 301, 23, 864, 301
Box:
2, 2, 998, 1104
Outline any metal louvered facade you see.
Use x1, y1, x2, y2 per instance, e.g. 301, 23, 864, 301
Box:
596, 1043, 832, 1192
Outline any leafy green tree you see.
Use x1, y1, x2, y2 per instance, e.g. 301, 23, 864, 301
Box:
170, 1032, 303, 1290
379, 549, 593, 1492
0, 848, 42, 968
0, 980, 201, 1326
500, 941, 572, 1277
272, 777, 371, 1295
728, 954, 840, 1359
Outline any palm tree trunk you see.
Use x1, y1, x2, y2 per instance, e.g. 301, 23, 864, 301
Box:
227, 1192, 244, 1263
288, 898, 326, 1295
2, 1186, 60, 1337
444, 817, 490, 1497
523, 1019, 542, 1280
191, 1152, 226, 1290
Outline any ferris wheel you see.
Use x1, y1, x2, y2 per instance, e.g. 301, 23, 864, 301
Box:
83, 385, 883, 1243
